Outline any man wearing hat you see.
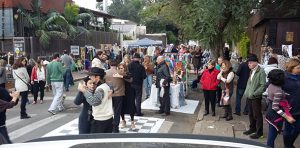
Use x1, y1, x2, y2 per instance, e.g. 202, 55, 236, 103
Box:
128, 53, 147, 116
243, 54, 266, 139
78, 67, 114, 133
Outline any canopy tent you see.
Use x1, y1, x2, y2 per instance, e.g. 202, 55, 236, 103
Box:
127, 38, 162, 47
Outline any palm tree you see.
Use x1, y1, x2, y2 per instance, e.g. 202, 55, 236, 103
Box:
63, 2, 94, 39
18, 0, 70, 48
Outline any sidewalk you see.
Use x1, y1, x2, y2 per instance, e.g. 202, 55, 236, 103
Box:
192, 89, 300, 147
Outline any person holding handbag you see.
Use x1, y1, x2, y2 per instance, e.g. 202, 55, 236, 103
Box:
31, 59, 46, 104
12, 57, 31, 119
217, 60, 235, 121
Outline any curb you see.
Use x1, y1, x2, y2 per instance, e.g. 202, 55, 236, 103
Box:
197, 100, 205, 121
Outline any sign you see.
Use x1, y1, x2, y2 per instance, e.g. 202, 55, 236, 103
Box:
70, 45, 80, 55
13, 37, 25, 57
286, 32, 294, 42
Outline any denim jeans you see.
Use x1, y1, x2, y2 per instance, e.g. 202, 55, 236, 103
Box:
20, 91, 29, 117
267, 123, 278, 148
63, 69, 73, 90
143, 75, 152, 97
48, 82, 64, 111
235, 88, 245, 113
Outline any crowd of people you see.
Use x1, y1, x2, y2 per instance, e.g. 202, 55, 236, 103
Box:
198, 47, 300, 148
0, 44, 300, 148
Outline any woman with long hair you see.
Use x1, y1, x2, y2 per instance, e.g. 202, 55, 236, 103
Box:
31, 59, 46, 104
74, 76, 96, 134
118, 63, 136, 129
13, 57, 31, 119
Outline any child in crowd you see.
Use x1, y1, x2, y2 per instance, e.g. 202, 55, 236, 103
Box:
265, 69, 295, 148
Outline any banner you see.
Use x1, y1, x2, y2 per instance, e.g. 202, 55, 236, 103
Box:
70, 45, 80, 55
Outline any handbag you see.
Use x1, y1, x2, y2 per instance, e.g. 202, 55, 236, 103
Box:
13, 71, 31, 91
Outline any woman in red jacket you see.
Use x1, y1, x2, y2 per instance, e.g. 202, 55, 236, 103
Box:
31, 59, 46, 104
200, 60, 220, 116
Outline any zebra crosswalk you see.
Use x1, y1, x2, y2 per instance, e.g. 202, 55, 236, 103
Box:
5, 110, 167, 143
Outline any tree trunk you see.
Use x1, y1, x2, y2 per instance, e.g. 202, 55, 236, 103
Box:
210, 33, 224, 59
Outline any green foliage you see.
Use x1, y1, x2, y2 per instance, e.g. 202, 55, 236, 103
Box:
166, 31, 177, 44
108, 0, 145, 24
141, 0, 256, 57
237, 33, 250, 59
64, 3, 79, 25
123, 35, 133, 40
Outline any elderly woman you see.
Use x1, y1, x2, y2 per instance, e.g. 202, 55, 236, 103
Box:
217, 60, 234, 121
282, 58, 300, 148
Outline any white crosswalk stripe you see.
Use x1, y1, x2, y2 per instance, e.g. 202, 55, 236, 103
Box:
9, 114, 67, 140
6, 114, 37, 126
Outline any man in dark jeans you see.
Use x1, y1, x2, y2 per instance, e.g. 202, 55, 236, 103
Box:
128, 53, 146, 116
234, 60, 250, 115
155, 56, 171, 116
243, 54, 266, 139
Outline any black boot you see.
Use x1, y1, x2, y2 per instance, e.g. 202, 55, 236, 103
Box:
226, 105, 233, 121
221, 106, 228, 118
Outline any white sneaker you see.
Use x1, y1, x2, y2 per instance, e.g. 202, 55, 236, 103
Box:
131, 121, 136, 129
120, 120, 126, 128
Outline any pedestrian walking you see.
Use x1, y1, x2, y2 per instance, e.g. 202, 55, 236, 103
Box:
217, 60, 234, 121
73, 76, 95, 134
31, 59, 46, 104
200, 60, 220, 116
265, 69, 295, 148
12, 57, 31, 119
0, 89, 19, 144
282, 58, 300, 148
47, 53, 65, 115
127, 53, 147, 116
243, 54, 266, 139
61, 50, 74, 92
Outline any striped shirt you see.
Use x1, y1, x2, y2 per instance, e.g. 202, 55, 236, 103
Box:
267, 84, 287, 117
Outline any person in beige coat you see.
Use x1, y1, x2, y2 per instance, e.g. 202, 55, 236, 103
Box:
12, 57, 31, 119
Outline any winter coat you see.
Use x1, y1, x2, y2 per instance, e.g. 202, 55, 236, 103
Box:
243, 66, 266, 100
200, 68, 220, 90
13, 67, 30, 92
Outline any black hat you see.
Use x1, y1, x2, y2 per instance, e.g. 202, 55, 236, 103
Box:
133, 53, 141, 59
89, 67, 105, 77
247, 54, 259, 62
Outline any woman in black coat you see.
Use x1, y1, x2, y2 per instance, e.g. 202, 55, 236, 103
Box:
74, 76, 96, 134
118, 63, 136, 129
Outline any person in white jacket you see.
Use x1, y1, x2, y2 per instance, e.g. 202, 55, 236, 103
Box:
12, 57, 31, 119
262, 57, 279, 82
